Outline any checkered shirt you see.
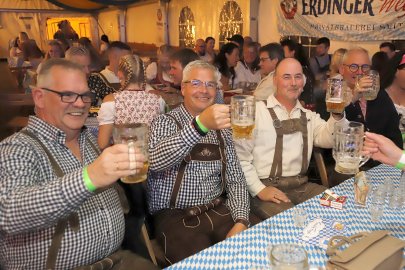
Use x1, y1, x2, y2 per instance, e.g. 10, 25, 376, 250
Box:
147, 104, 249, 222
0, 116, 125, 269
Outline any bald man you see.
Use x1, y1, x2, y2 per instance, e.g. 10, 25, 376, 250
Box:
235, 58, 346, 219
194, 38, 211, 62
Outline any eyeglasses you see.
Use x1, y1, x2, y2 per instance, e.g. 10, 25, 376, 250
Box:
41, 87, 94, 103
259, 57, 270, 62
183, 79, 217, 90
343, 63, 371, 73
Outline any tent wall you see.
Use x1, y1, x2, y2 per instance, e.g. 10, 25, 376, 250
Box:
127, 2, 160, 44
97, 9, 121, 42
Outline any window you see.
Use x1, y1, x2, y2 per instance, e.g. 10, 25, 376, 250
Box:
179, 6, 195, 48
219, 1, 243, 48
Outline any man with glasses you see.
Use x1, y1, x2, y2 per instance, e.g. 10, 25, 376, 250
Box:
339, 47, 402, 154
147, 60, 252, 264
254, 43, 284, 100
0, 58, 158, 269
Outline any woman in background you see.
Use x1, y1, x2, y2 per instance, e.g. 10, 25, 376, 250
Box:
214, 42, 240, 91
205, 37, 216, 64
98, 54, 166, 149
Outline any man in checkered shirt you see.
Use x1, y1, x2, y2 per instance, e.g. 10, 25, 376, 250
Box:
147, 60, 251, 264
0, 58, 157, 269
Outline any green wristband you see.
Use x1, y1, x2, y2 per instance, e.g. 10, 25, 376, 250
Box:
196, 115, 209, 133
402, 133, 405, 141
395, 151, 405, 170
83, 166, 97, 192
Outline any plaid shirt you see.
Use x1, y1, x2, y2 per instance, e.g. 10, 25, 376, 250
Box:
0, 116, 125, 269
147, 105, 249, 222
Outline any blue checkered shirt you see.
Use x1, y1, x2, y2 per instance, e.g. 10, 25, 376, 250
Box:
147, 105, 249, 222
0, 116, 125, 269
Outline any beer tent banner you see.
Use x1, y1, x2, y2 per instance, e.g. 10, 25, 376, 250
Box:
277, 0, 405, 41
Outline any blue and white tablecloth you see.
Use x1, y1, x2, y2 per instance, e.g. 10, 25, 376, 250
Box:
167, 165, 404, 269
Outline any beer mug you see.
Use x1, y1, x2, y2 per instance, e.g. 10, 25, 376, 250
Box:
230, 95, 255, 140
270, 244, 309, 270
113, 123, 149, 184
333, 121, 369, 174
326, 78, 346, 113
355, 70, 380, 101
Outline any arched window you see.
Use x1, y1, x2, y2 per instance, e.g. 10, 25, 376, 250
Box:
219, 1, 243, 47
179, 6, 195, 48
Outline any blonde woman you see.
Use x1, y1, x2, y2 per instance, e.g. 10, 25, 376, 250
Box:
329, 48, 347, 78
97, 54, 166, 149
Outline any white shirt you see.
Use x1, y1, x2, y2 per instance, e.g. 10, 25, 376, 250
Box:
145, 62, 172, 83
234, 94, 346, 197
253, 72, 276, 101
234, 61, 261, 86
100, 67, 120, 83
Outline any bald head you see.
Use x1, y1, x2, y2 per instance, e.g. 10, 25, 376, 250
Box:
273, 57, 305, 106
195, 39, 206, 56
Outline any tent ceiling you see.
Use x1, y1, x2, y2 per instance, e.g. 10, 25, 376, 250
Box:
46, 0, 141, 12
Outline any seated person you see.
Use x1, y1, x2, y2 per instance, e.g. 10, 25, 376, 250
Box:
88, 41, 132, 105
145, 44, 174, 85
147, 60, 251, 264
254, 43, 284, 101
235, 58, 345, 220
0, 58, 157, 269
98, 54, 166, 150
214, 42, 240, 91
341, 47, 402, 159
234, 42, 261, 86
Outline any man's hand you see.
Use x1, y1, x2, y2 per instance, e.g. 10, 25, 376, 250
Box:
199, 104, 231, 130
257, 186, 290, 204
226, 222, 247, 238
87, 144, 146, 189
363, 132, 402, 167
352, 75, 373, 102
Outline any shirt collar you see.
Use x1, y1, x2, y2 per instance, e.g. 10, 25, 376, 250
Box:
26, 115, 87, 145
266, 94, 305, 112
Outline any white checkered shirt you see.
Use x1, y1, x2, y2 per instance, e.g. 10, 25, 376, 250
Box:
0, 116, 125, 269
147, 105, 249, 222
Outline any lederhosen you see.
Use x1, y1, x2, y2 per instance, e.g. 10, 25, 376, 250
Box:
251, 103, 326, 219
153, 115, 236, 265
20, 130, 134, 270
262, 106, 309, 190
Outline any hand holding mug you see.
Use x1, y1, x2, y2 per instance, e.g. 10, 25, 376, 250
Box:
199, 104, 231, 130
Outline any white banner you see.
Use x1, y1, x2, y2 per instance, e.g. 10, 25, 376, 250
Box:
277, 0, 405, 41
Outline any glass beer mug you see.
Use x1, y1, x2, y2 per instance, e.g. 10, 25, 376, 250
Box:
113, 123, 149, 184
270, 244, 309, 270
333, 121, 369, 174
230, 95, 255, 140
326, 78, 346, 114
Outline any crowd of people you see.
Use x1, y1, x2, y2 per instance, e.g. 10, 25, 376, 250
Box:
2, 28, 405, 269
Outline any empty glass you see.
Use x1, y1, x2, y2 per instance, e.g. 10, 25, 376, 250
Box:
369, 189, 385, 222
230, 95, 256, 140
293, 208, 308, 228
333, 121, 369, 174
389, 188, 403, 210
383, 177, 395, 198
270, 244, 309, 270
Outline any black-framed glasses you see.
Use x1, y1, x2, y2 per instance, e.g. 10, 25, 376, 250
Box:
259, 57, 270, 62
41, 87, 94, 103
343, 63, 371, 73
183, 79, 217, 90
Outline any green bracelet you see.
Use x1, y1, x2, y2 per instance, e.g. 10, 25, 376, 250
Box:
395, 151, 405, 170
83, 166, 97, 192
196, 115, 209, 133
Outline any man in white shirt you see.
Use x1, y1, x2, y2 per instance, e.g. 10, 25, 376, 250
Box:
194, 39, 212, 63
235, 58, 345, 219
100, 41, 132, 84
254, 43, 284, 101
234, 42, 261, 86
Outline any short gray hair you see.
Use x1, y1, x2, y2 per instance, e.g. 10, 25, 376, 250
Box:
37, 58, 85, 87
182, 60, 220, 83
65, 46, 89, 60
342, 47, 369, 64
